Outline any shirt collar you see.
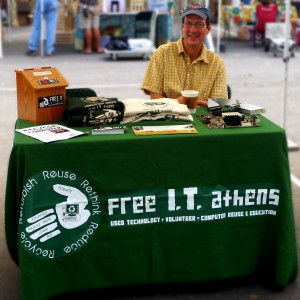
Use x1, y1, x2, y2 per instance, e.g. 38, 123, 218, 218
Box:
177, 38, 209, 63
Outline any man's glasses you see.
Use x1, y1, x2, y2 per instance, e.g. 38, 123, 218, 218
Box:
183, 22, 206, 29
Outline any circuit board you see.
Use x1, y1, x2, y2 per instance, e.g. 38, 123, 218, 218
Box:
197, 112, 261, 129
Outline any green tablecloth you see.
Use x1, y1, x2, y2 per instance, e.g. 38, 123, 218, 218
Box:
5, 109, 298, 299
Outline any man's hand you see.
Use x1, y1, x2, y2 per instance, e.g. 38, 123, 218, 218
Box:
197, 99, 208, 107
176, 95, 186, 104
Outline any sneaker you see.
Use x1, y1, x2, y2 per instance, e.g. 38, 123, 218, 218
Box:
25, 50, 37, 56
46, 52, 54, 57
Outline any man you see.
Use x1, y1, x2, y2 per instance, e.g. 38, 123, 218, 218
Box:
79, 0, 103, 54
26, 0, 58, 56
141, 4, 227, 107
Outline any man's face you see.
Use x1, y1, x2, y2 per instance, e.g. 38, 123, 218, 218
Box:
182, 14, 211, 48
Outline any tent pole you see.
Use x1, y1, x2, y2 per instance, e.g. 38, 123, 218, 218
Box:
40, 0, 44, 56
283, 0, 298, 151
6, 0, 12, 42
0, 1, 3, 58
282, 0, 290, 129
216, 0, 221, 52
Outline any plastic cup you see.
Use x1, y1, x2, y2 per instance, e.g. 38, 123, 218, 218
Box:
181, 90, 199, 113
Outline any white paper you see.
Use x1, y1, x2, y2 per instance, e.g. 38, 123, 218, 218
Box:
16, 124, 86, 143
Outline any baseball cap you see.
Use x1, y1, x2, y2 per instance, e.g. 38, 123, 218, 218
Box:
180, 4, 211, 21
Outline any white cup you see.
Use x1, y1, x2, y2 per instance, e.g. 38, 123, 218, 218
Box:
181, 90, 199, 114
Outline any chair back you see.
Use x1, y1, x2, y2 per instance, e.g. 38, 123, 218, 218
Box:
66, 88, 97, 98
227, 85, 232, 99
255, 4, 278, 32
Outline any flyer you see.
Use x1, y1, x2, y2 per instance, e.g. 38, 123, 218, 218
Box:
91, 126, 127, 135
16, 124, 86, 143
132, 124, 198, 136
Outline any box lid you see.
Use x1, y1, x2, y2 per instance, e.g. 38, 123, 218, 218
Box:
15, 67, 69, 90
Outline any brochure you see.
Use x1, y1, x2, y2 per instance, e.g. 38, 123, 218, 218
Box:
208, 98, 265, 115
132, 124, 198, 136
16, 124, 86, 143
92, 126, 127, 135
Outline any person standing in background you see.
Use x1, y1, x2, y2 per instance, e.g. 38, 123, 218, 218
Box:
25, 0, 59, 56
291, 18, 300, 44
79, 0, 103, 54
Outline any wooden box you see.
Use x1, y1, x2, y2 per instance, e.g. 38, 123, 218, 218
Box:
15, 67, 69, 124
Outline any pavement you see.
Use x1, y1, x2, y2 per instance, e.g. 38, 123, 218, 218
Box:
0, 25, 299, 300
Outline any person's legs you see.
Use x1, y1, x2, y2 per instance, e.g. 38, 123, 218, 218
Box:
79, 4, 93, 53
92, 27, 103, 53
45, 8, 58, 54
80, 4, 103, 53
90, 6, 103, 53
27, 2, 42, 53
84, 28, 93, 53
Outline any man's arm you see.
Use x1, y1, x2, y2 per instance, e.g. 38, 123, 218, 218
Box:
197, 100, 208, 106
150, 92, 207, 106
149, 92, 165, 99
150, 92, 185, 105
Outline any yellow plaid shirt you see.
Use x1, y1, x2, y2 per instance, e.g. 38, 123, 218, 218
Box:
141, 38, 228, 100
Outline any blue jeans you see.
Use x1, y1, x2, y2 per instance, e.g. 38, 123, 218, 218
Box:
28, 0, 58, 54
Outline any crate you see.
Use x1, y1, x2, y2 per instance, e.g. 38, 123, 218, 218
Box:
130, 0, 145, 12
15, 67, 69, 124
16, 0, 33, 26
56, 9, 75, 44
56, 32, 74, 44
57, 15, 75, 32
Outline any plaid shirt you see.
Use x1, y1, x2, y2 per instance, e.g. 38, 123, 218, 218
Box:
141, 38, 228, 100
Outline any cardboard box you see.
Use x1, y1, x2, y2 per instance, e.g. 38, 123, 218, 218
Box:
15, 67, 69, 124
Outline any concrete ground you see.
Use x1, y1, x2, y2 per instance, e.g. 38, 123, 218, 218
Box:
0, 25, 299, 300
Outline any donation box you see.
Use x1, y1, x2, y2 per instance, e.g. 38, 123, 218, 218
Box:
15, 67, 69, 124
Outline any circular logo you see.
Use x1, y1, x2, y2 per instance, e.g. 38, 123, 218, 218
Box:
143, 101, 168, 109
19, 169, 101, 259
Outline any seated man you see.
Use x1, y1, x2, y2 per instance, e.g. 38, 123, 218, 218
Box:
141, 4, 228, 107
